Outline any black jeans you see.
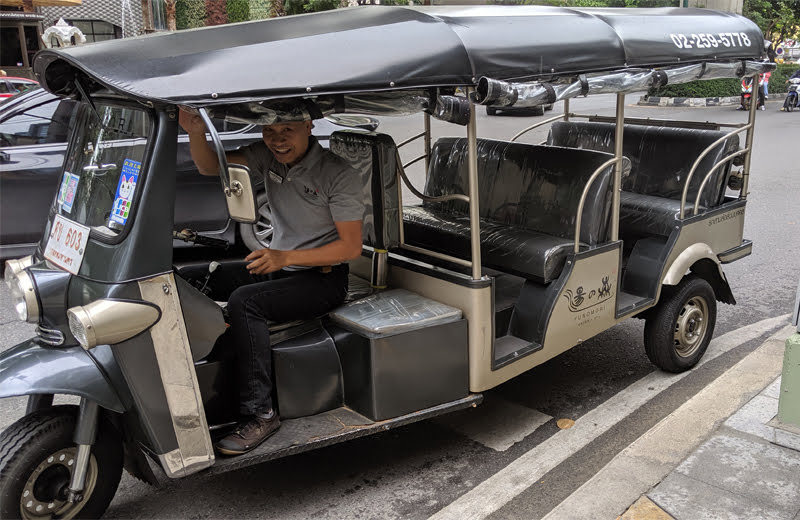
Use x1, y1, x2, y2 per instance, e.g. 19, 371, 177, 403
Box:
226, 264, 349, 416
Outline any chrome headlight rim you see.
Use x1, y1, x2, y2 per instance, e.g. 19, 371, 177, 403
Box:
4, 255, 34, 287
9, 270, 39, 323
68, 299, 160, 350
67, 306, 96, 349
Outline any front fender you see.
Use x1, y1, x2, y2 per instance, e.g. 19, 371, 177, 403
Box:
0, 339, 125, 412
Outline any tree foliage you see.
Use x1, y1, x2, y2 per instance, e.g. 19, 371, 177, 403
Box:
744, 0, 800, 44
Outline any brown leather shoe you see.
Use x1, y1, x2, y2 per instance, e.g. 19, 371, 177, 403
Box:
215, 415, 281, 456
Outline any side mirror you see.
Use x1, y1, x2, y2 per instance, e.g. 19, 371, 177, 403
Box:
225, 164, 257, 223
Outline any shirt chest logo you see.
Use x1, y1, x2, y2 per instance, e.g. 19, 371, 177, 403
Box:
303, 184, 320, 200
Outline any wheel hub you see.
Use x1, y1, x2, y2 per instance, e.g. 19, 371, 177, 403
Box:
20, 448, 97, 520
673, 296, 709, 358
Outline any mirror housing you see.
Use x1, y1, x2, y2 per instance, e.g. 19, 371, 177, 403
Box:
225, 164, 257, 223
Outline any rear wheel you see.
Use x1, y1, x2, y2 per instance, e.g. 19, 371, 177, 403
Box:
644, 276, 716, 373
531, 105, 545, 116
785, 94, 795, 112
486, 106, 497, 116
0, 406, 123, 520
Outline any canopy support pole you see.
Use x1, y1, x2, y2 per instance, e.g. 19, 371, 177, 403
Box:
466, 88, 482, 281
611, 92, 625, 242
741, 73, 759, 200
563, 99, 570, 122
424, 112, 432, 178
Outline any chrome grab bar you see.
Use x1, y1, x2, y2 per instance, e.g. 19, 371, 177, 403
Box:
574, 157, 619, 253
691, 148, 749, 216
510, 113, 569, 142
403, 154, 428, 169
679, 124, 751, 218
397, 131, 426, 148
394, 150, 469, 204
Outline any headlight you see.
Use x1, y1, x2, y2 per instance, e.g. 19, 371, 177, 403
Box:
9, 270, 39, 323
68, 300, 160, 349
4, 255, 34, 287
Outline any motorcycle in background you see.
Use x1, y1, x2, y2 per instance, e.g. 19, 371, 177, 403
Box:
740, 76, 766, 110
783, 78, 800, 112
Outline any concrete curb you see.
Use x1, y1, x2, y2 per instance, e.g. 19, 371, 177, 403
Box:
541, 322, 796, 520
638, 94, 788, 107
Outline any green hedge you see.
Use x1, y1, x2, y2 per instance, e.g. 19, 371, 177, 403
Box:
227, 0, 250, 22
647, 64, 800, 98
176, 0, 206, 29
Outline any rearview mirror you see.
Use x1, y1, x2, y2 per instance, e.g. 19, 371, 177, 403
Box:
225, 164, 257, 223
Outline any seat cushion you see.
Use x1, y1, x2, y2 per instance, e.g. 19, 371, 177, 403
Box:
619, 192, 706, 237
404, 206, 575, 283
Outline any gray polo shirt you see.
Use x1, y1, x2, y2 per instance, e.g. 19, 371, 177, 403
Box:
241, 136, 364, 267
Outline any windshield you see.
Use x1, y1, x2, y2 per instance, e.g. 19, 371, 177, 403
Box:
55, 101, 151, 238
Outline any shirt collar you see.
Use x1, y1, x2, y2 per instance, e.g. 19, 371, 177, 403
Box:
285, 136, 323, 180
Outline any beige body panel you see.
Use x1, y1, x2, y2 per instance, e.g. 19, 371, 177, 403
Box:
138, 273, 215, 478
661, 204, 745, 288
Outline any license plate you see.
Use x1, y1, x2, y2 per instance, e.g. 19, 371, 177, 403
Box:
44, 215, 90, 275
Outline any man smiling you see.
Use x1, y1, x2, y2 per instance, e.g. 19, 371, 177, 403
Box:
179, 100, 364, 455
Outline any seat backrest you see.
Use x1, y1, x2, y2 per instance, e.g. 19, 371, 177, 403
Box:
424, 138, 615, 245
329, 131, 400, 251
547, 121, 739, 208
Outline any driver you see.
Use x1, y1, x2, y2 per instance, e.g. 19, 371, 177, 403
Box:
179, 100, 364, 455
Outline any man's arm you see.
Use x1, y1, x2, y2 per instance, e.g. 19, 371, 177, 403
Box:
179, 108, 247, 176
244, 220, 363, 275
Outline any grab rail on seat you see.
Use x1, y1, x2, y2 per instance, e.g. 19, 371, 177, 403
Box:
510, 113, 570, 142
573, 156, 620, 254
691, 148, 750, 216
679, 124, 751, 218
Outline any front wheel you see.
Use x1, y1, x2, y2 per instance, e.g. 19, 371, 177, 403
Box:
644, 276, 717, 373
0, 405, 123, 520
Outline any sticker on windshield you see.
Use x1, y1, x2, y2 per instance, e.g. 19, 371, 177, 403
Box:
58, 172, 80, 214
109, 159, 141, 227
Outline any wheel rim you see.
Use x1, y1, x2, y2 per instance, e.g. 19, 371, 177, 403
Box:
20, 448, 98, 520
673, 295, 709, 358
252, 203, 273, 248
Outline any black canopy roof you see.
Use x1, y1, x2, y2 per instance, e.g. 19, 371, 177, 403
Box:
34, 5, 764, 106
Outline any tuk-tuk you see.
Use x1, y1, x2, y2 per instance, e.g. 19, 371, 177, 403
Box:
0, 6, 770, 518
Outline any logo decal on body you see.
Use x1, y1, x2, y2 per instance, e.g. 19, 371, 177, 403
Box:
563, 276, 614, 313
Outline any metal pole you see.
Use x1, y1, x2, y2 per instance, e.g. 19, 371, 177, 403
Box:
466, 88, 482, 281
424, 112, 432, 177
563, 98, 570, 122
611, 92, 625, 242
740, 74, 759, 200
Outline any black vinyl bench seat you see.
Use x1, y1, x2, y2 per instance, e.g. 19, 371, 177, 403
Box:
547, 121, 740, 237
402, 138, 617, 284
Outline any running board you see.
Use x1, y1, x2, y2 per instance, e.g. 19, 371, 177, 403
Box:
616, 291, 654, 318
493, 335, 543, 370
203, 394, 483, 475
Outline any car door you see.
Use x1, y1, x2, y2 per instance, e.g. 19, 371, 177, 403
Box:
0, 93, 78, 253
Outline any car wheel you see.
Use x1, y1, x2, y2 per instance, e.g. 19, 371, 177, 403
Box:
239, 192, 273, 251
644, 276, 716, 373
532, 105, 545, 116
544, 103, 554, 111
0, 405, 123, 520
486, 106, 497, 116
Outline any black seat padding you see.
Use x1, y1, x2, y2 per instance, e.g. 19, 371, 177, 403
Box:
329, 131, 401, 250
547, 121, 739, 236
403, 138, 615, 283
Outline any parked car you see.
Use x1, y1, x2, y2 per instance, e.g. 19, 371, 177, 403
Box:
0, 88, 378, 260
0, 77, 38, 99
486, 102, 555, 116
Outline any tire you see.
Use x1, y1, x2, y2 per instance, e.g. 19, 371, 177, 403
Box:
544, 103, 554, 111
644, 276, 717, 373
785, 94, 796, 112
531, 105, 545, 116
239, 192, 273, 251
0, 406, 123, 520
486, 106, 497, 116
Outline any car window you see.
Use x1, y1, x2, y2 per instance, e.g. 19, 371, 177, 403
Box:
0, 82, 10, 95
0, 98, 78, 147
10, 80, 36, 94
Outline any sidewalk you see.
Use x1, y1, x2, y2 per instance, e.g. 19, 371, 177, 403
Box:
541, 323, 800, 520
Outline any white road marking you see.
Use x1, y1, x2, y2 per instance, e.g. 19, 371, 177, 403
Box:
435, 396, 553, 452
429, 314, 791, 520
